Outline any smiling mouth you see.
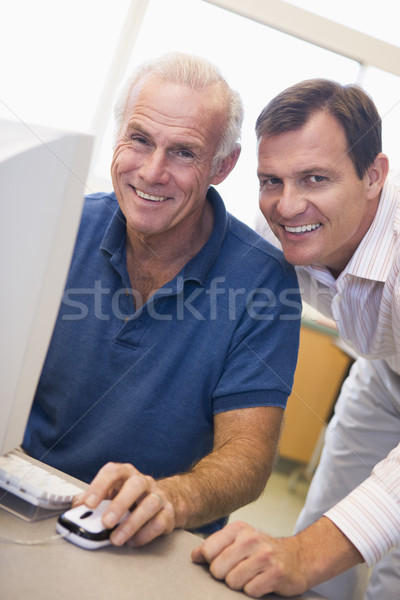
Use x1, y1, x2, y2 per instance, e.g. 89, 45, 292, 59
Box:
135, 187, 168, 202
284, 223, 322, 234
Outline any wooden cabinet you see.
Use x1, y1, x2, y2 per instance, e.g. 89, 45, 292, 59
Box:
279, 323, 353, 464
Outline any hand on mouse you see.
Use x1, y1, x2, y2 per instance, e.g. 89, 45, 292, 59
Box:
73, 462, 175, 547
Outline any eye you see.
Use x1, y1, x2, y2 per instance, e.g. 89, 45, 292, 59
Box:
131, 134, 148, 145
308, 175, 327, 183
259, 177, 282, 189
267, 177, 282, 185
176, 148, 195, 160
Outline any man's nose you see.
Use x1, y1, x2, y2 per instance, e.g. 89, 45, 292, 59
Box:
139, 149, 169, 185
277, 183, 308, 220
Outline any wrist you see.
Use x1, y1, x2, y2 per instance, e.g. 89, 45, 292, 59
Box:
294, 517, 364, 588
157, 476, 191, 529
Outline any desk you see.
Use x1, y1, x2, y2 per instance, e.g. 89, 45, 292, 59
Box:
0, 505, 328, 600
279, 320, 353, 464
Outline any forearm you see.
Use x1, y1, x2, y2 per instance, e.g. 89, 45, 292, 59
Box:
158, 436, 274, 530
75, 407, 283, 548
325, 441, 400, 565
294, 516, 364, 590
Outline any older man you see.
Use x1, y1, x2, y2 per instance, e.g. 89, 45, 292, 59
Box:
23, 53, 300, 547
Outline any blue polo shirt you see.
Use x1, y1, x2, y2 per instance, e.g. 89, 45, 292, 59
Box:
23, 187, 300, 533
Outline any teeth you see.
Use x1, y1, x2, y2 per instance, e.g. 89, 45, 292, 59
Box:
136, 188, 167, 202
285, 223, 321, 233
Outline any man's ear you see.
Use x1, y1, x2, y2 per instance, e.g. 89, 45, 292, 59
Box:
366, 153, 389, 199
211, 145, 241, 186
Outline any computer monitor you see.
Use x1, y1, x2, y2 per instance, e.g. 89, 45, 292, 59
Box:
0, 118, 93, 455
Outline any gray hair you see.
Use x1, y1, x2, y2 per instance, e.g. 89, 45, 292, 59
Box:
113, 52, 243, 167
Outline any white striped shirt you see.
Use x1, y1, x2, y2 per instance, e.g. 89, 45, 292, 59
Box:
296, 177, 400, 566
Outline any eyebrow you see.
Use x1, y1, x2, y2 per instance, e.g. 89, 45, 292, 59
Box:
257, 170, 277, 178
126, 120, 203, 154
257, 166, 339, 178
299, 166, 337, 176
126, 121, 150, 137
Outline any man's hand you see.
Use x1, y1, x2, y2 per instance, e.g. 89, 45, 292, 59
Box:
73, 462, 175, 547
72, 406, 284, 547
191, 520, 308, 598
192, 517, 364, 598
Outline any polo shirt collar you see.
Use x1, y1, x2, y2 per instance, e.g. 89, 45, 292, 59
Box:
99, 187, 230, 288
100, 194, 126, 257
181, 186, 229, 285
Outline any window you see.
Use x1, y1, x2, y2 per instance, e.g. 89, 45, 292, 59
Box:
0, 0, 132, 131
2, 0, 399, 225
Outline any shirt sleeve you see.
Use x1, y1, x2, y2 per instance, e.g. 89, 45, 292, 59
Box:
324, 442, 400, 566
212, 261, 301, 413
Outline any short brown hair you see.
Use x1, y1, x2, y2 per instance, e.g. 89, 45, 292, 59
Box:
255, 79, 382, 179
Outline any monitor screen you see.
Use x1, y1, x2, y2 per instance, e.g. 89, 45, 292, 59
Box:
0, 119, 93, 455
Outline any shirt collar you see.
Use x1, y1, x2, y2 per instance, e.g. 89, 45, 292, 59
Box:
99, 187, 229, 289
300, 178, 400, 286
100, 193, 126, 257
344, 178, 399, 282
180, 186, 229, 285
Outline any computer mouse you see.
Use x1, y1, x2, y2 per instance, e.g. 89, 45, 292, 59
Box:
56, 499, 130, 550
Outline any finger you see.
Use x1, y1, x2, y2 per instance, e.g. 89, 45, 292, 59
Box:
192, 521, 249, 564
242, 549, 307, 598
224, 551, 275, 594
191, 545, 208, 563
71, 491, 85, 507
149, 491, 163, 506
243, 571, 276, 599
208, 525, 267, 581
103, 473, 153, 531
109, 489, 166, 546
127, 502, 175, 547
82, 462, 137, 507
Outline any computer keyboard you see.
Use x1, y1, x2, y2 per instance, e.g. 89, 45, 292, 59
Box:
0, 451, 82, 510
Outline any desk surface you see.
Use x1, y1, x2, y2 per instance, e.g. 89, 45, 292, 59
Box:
0, 456, 327, 600
0, 508, 329, 600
